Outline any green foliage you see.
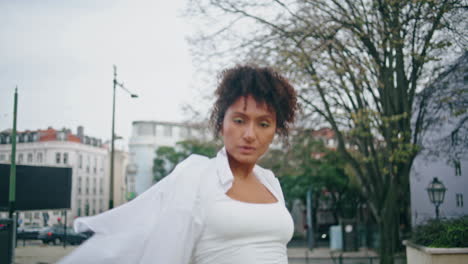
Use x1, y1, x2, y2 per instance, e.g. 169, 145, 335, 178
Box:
260, 130, 363, 220
411, 217, 468, 248
152, 139, 220, 182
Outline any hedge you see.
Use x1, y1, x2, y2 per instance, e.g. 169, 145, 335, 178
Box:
411, 216, 468, 248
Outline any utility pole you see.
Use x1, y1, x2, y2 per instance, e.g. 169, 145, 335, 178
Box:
9, 87, 18, 219
109, 66, 138, 210
109, 66, 117, 210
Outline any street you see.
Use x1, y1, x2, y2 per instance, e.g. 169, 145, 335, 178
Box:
13, 240, 406, 264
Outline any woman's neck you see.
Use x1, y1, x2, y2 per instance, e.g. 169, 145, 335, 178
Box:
227, 153, 255, 180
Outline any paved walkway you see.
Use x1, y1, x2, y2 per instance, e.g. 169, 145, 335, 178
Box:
13, 244, 379, 264
14, 244, 76, 264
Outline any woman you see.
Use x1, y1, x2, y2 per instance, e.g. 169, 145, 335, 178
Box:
59, 65, 298, 264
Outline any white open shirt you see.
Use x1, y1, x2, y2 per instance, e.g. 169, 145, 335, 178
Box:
58, 147, 287, 264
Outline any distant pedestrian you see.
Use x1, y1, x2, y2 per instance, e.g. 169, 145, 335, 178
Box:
58, 65, 298, 264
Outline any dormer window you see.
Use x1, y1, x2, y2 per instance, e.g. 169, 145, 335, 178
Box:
57, 132, 66, 141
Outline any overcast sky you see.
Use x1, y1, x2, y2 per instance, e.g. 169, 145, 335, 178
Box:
0, 0, 210, 146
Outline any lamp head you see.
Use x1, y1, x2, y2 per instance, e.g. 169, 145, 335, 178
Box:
426, 177, 447, 206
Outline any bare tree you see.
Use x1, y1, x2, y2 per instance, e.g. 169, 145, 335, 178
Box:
186, 0, 467, 263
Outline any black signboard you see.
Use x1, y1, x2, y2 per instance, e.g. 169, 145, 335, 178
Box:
0, 164, 72, 211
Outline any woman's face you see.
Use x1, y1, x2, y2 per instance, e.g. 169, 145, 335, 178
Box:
222, 95, 276, 167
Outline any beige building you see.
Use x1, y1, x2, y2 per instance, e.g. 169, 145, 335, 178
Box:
0, 126, 128, 227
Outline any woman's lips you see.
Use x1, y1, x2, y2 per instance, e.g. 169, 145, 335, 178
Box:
239, 146, 256, 153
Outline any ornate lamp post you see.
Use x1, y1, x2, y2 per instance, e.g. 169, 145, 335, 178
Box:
426, 177, 447, 219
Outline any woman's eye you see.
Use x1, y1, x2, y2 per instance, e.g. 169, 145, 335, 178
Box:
233, 118, 244, 124
260, 122, 270, 128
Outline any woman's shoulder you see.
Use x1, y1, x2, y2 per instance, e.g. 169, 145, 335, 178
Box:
176, 154, 211, 168
167, 154, 215, 184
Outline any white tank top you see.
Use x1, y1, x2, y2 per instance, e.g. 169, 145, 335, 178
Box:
192, 193, 294, 264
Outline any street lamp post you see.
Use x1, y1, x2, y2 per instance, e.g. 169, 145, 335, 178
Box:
426, 177, 447, 219
109, 65, 138, 210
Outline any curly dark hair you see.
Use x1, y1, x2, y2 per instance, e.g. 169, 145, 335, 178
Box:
210, 65, 298, 138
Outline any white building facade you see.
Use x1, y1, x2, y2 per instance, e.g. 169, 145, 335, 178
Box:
0, 126, 111, 227
128, 121, 209, 196
410, 53, 468, 226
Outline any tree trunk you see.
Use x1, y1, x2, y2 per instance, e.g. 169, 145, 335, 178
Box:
378, 186, 399, 264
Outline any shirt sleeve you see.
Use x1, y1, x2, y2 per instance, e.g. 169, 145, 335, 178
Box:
57, 154, 209, 264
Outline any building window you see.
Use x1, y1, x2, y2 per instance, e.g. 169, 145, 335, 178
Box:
85, 201, 89, 216
79, 155, 83, 168
164, 126, 172, 137
18, 153, 24, 164
86, 156, 90, 173
63, 152, 69, 164
37, 152, 43, 164
93, 178, 97, 194
27, 153, 33, 163
456, 194, 464, 207
78, 177, 82, 194
86, 177, 89, 194
56, 153, 61, 164
138, 123, 154, 136
454, 160, 462, 176
99, 178, 104, 194
77, 199, 81, 216
57, 132, 66, 141
92, 199, 96, 215
0, 154, 5, 161
93, 157, 97, 173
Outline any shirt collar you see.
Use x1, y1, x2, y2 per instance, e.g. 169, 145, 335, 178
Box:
216, 147, 234, 189
215, 147, 265, 191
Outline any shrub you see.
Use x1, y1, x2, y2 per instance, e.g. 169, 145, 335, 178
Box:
411, 216, 468, 248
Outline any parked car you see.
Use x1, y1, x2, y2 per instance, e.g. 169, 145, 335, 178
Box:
17, 226, 43, 240
38, 226, 92, 245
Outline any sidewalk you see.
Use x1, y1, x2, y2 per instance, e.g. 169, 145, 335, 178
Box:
14, 244, 378, 264
14, 245, 76, 264
287, 247, 378, 259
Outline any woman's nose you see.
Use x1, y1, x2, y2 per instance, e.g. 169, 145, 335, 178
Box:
243, 123, 255, 141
